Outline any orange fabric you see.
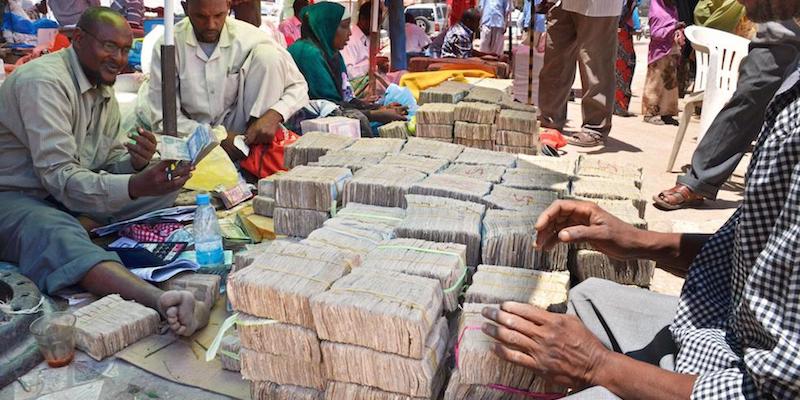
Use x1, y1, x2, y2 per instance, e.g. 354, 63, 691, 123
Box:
239, 128, 300, 178
540, 128, 568, 149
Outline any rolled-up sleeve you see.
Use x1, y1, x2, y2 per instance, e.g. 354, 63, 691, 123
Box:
17, 80, 133, 215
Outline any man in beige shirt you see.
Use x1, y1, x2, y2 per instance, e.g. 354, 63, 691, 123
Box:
0, 7, 208, 336
137, 0, 309, 159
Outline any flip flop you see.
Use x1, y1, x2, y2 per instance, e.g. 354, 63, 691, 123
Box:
653, 184, 705, 211
567, 131, 604, 147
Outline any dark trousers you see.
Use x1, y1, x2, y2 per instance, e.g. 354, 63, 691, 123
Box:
677, 42, 799, 199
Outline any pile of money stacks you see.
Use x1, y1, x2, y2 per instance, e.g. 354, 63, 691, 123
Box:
455, 147, 518, 168
465, 265, 570, 308
442, 163, 507, 183
445, 304, 563, 399
409, 174, 493, 204
252, 382, 323, 400
313, 150, 386, 172
570, 175, 646, 217
284, 132, 356, 169
301, 203, 406, 261
378, 154, 450, 175
494, 109, 539, 155
343, 165, 428, 208
158, 272, 221, 305
73, 294, 160, 361
401, 137, 465, 161
395, 195, 486, 267
347, 138, 406, 154
463, 86, 506, 104
418, 81, 471, 104
227, 242, 356, 397
453, 102, 500, 150
575, 155, 643, 189
416, 103, 456, 142
299, 117, 361, 139
360, 238, 467, 312
483, 185, 557, 211
500, 167, 571, 197
377, 120, 410, 139
481, 209, 568, 271
570, 199, 654, 287
219, 333, 241, 372
273, 166, 352, 237
253, 172, 285, 218
517, 155, 576, 177
311, 269, 449, 398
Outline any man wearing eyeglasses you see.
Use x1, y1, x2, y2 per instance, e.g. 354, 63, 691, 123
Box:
137, 0, 309, 159
0, 7, 210, 337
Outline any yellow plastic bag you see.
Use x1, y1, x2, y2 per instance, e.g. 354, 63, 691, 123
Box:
184, 126, 239, 191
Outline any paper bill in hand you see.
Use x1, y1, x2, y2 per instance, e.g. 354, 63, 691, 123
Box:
158, 124, 219, 164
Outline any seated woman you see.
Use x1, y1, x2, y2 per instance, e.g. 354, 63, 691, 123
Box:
288, 1, 406, 137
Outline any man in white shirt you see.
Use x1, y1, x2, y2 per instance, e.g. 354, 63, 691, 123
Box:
137, 0, 309, 156
405, 12, 432, 54
342, 1, 374, 80
538, 0, 622, 147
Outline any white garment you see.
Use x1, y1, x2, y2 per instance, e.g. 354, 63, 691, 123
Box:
341, 25, 370, 78
561, 0, 623, 17
405, 22, 432, 53
138, 17, 308, 136
479, 26, 506, 56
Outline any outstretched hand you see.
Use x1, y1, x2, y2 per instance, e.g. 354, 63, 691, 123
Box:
481, 302, 610, 389
534, 200, 642, 260
126, 128, 157, 171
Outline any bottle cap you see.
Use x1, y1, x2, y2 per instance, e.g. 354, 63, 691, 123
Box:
196, 193, 210, 205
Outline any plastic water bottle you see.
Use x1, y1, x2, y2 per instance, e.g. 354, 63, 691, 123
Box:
194, 193, 224, 267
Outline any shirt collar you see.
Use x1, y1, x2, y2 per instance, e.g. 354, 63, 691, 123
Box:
67, 47, 113, 99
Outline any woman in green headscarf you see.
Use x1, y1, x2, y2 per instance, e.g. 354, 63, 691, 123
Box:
288, 2, 406, 133
694, 0, 746, 33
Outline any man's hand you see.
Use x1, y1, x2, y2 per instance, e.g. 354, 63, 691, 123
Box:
534, 200, 643, 260
128, 160, 192, 199
126, 128, 157, 171
220, 130, 247, 162
481, 302, 610, 389
245, 109, 283, 146
369, 108, 408, 123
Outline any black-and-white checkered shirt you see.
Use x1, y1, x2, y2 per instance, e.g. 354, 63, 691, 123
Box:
671, 65, 800, 399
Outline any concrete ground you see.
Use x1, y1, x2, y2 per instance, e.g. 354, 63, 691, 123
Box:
561, 38, 746, 295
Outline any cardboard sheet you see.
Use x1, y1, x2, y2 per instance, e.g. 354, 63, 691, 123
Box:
116, 297, 250, 399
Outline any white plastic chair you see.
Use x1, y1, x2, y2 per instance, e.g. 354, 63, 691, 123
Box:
665, 26, 751, 172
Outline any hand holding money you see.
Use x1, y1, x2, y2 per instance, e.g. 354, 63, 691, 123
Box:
128, 160, 192, 199
126, 128, 158, 171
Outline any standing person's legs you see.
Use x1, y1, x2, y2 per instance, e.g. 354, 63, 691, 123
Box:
655, 44, 800, 208
538, 7, 579, 131
642, 52, 680, 124
574, 13, 618, 137
479, 26, 504, 55
491, 26, 506, 56
564, 278, 680, 398
614, 28, 636, 116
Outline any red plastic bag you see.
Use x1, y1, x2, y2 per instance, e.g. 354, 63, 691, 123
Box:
540, 127, 568, 149
240, 127, 299, 178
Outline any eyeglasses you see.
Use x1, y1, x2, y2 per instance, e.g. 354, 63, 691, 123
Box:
79, 28, 132, 56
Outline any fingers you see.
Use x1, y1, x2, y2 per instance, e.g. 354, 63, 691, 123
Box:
534, 200, 594, 248
557, 225, 606, 244
500, 302, 554, 325
493, 342, 538, 370
482, 321, 539, 354
482, 306, 543, 338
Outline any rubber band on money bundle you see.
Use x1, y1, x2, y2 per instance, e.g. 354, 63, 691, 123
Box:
375, 244, 468, 294
0, 296, 44, 315
253, 265, 330, 285
205, 312, 278, 362
319, 226, 381, 245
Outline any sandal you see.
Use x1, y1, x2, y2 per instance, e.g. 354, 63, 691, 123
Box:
567, 131, 604, 147
653, 184, 705, 211
643, 116, 664, 125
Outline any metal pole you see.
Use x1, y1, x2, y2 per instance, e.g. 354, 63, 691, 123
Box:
367, 0, 380, 97
388, 0, 407, 71
162, 0, 177, 136
526, 3, 534, 105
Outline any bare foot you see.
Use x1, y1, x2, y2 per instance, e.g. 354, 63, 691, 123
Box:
158, 290, 210, 336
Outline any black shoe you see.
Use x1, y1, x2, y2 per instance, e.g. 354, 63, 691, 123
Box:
662, 116, 679, 126
614, 109, 636, 118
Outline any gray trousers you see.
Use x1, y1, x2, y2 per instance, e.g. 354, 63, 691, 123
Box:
0, 191, 177, 295
677, 26, 800, 199
563, 278, 680, 399
538, 7, 618, 136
